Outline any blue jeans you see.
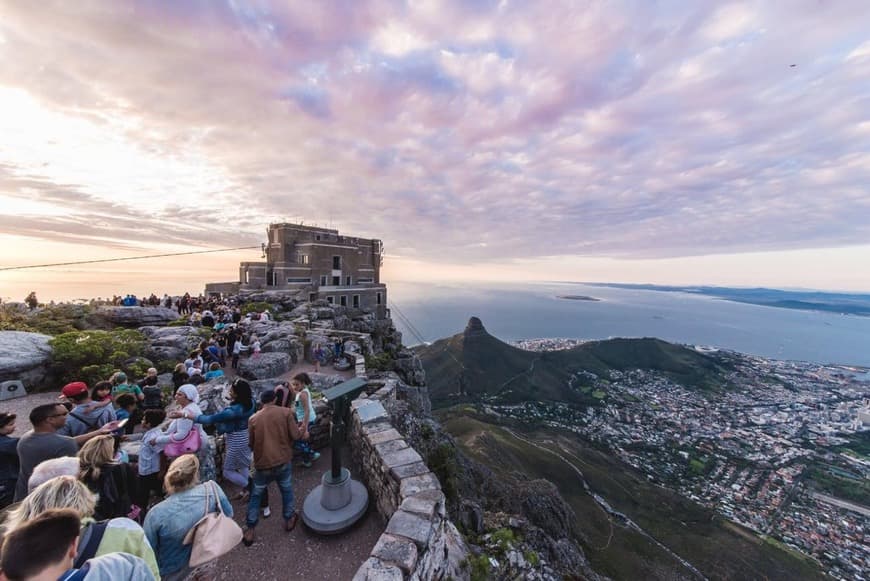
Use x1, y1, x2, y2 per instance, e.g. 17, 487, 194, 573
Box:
247, 463, 294, 528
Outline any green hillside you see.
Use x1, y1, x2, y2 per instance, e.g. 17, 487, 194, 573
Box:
416, 317, 729, 408
441, 412, 824, 581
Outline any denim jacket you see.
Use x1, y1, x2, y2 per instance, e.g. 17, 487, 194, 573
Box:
143, 481, 232, 577
195, 402, 255, 435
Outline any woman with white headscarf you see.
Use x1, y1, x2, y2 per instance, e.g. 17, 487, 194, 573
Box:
150, 385, 205, 456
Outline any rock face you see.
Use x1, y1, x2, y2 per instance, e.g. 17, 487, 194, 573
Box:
98, 306, 180, 327
0, 331, 55, 391
237, 352, 291, 380
138, 326, 204, 363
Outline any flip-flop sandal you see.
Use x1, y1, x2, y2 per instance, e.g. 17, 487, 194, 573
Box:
284, 513, 299, 532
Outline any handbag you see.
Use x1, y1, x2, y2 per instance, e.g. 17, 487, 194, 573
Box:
183, 481, 242, 567
163, 422, 202, 458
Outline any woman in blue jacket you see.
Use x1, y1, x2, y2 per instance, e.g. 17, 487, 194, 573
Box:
172, 379, 255, 492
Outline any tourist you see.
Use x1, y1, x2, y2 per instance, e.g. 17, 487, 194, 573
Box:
113, 393, 138, 435
150, 384, 210, 479
244, 389, 302, 546
0, 508, 157, 581
77, 435, 137, 520
171, 363, 189, 389
4, 476, 160, 578
174, 378, 254, 493
58, 381, 117, 437
313, 342, 324, 372
203, 361, 225, 381
290, 373, 321, 468
111, 372, 145, 404
125, 409, 167, 514
26, 456, 79, 493
91, 381, 113, 404
231, 336, 246, 369
143, 454, 233, 581
251, 335, 261, 359
141, 372, 164, 411
0, 412, 19, 508
14, 403, 117, 501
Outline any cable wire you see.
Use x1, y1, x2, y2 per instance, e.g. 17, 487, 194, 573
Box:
0, 246, 261, 272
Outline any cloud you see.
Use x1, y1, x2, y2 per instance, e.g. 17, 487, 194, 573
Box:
0, 0, 868, 270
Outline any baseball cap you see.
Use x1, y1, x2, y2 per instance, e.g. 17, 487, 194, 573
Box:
61, 382, 89, 398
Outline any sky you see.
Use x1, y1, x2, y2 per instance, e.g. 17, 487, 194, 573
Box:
1, 0, 869, 301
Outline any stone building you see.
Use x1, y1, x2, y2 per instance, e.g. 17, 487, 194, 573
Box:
207, 223, 387, 311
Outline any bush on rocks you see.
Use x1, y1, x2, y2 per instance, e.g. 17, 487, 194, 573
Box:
50, 329, 146, 386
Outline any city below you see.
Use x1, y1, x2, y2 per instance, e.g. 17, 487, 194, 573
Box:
489, 339, 870, 579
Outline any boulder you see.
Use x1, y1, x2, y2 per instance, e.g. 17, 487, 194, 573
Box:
0, 331, 55, 391
139, 326, 204, 363
196, 379, 230, 416
237, 353, 291, 380
97, 306, 181, 327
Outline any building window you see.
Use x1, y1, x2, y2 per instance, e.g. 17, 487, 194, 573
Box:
332, 256, 341, 269
309, 293, 317, 302
353, 295, 360, 308
244, 271, 249, 284
296, 254, 309, 265
345, 275, 352, 285
326, 296, 334, 304
286, 277, 311, 283
340, 296, 347, 307
332, 276, 340, 285
357, 277, 373, 284
377, 292, 382, 305
316, 235, 321, 241
320, 275, 327, 286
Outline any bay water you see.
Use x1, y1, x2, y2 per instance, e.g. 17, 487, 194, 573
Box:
386, 281, 870, 367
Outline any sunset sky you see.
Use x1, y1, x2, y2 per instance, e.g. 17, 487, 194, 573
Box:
1, 1, 869, 301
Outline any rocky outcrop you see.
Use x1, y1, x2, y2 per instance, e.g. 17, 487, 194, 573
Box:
0, 331, 56, 390
97, 306, 180, 327
138, 326, 205, 363
237, 352, 291, 380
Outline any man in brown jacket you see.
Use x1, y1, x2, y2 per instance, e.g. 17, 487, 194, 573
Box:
244, 389, 302, 545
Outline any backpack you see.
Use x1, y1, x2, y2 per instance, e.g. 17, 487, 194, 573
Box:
74, 520, 109, 568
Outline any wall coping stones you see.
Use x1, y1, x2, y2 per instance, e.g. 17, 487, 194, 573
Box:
352, 558, 404, 581
385, 510, 433, 549
370, 533, 419, 575
350, 378, 467, 580
356, 400, 389, 424
374, 438, 409, 457
399, 473, 441, 499
389, 461, 431, 481
381, 447, 423, 471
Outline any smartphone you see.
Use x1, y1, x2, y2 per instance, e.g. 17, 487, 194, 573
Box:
115, 418, 129, 429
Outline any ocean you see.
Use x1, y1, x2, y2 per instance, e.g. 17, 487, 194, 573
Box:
386, 281, 870, 367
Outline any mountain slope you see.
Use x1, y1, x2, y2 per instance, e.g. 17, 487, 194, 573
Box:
416, 317, 729, 407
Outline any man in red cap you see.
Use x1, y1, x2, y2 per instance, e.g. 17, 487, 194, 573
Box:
58, 381, 116, 438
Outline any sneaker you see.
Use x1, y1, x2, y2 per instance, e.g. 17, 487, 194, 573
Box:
262, 506, 272, 518
242, 527, 255, 547
302, 452, 321, 468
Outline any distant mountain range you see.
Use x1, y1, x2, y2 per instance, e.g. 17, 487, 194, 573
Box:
416, 316, 732, 408
584, 283, 870, 316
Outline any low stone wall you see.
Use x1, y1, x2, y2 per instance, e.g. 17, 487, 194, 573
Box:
350, 381, 467, 580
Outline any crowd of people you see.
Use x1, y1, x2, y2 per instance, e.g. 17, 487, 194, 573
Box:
0, 345, 324, 579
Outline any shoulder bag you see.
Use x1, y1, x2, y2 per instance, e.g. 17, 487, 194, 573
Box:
163, 421, 202, 458
182, 481, 242, 567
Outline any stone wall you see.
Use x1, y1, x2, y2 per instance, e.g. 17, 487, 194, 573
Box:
350, 381, 468, 580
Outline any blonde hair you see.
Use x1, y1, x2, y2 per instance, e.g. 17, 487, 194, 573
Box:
174, 363, 186, 374
78, 435, 115, 482
4, 476, 95, 533
164, 454, 199, 494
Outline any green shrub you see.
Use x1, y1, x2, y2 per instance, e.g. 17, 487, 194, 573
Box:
50, 329, 146, 386
490, 528, 516, 555
365, 352, 393, 372
524, 550, 540, 567
466, 555, 491, 581
427, 443, 459, 502
167, 318, 190, 327
241, 302, 271, 315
